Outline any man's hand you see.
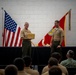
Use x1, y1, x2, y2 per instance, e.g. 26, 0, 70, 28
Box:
21, 37, 23, 39
57, 45, 61, 48
50, 43, 52, 47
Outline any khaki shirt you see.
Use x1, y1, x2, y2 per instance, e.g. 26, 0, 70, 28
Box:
42, 66, 49, 74
52, 27, 64, 41
42, 64, 68, 75
0, 69, 4, 75
20, 28, 31, 39
58, 64, 68, 75
24, 67, 39, 75
18, 70, 30, 75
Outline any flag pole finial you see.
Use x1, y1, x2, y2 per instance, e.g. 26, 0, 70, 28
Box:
1, 7, 5, 11
1, 7, 4, 10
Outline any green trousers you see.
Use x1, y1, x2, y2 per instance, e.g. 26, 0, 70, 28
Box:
51, 41, 62, 55
22, 39, 31, 57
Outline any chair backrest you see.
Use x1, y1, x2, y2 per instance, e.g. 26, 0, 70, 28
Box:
67, 68, 76, 75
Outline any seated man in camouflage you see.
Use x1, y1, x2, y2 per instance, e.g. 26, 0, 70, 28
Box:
60, 50, 76, 68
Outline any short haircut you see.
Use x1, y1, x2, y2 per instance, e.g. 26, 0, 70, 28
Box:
24, 22, 29, 26
67, 50, 74, 58
49, 66, 62, 75
23, 56, 32, 67
51, 52, 62, 61
48, 57, 58, 67
5, 65, 18, 75
55, 20, 60, 23
14, 58, 25, 71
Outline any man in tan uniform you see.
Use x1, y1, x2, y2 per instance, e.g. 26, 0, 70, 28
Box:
14, 58, 30, 75
0, 69, 4, 75
20, 22, 31, 57
23, 56, 39, 75
42, 52, 68, 75
41, 58, 65, 75
50, 20, 64, 54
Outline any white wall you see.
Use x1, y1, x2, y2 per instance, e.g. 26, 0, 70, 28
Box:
0, 0, 76, 46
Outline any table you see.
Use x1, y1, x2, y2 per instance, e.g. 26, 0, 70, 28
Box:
0, 47, 76, 66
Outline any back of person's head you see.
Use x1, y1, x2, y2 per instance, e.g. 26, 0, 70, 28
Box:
5, 65, 18, 75
48, 57, 58, 68
23, 56, 32, 67
67, 50, 74, 58
51, 52, 62, 62
14, 58, 25, 71
49, 66, 62, 75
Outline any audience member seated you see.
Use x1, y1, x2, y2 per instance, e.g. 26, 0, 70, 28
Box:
23, 56, 39, 75
14, 58, 30, 75
42, 57, 58, 74
49, 66, 62, 75
42, 52, 68, 75
60, 50, 76, 68
51, 52, 68, 75
0, 69, 4, 75
5, 65, 18, 75
42, 57, 64, 75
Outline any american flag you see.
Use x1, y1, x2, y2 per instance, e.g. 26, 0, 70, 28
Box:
3, 11, 22, 47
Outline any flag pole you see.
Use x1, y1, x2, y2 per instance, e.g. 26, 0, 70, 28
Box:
62, 9, 71, 31
69, 9, 71, 30
1, 7, 4, 34
1, 7, 4, 46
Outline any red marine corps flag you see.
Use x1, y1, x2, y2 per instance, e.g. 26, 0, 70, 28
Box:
38, 10, 71, 47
